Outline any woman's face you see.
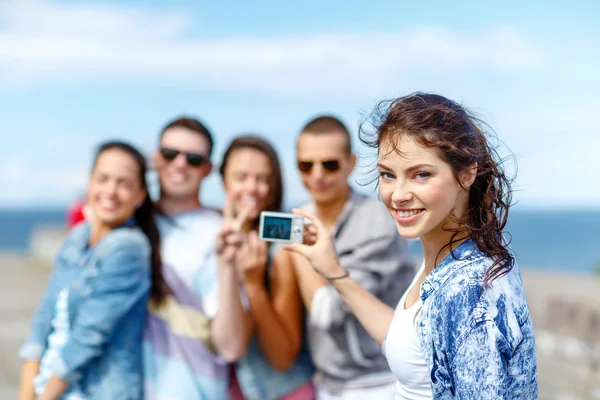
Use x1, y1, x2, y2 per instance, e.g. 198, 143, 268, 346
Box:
377, 136, 473, 243
223, 148, 273, 221
87, 148, 146, 229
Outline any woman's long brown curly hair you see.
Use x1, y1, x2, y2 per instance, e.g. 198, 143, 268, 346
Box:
360, 92, 515, 286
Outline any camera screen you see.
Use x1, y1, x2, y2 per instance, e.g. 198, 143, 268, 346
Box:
262, 216, 292, 240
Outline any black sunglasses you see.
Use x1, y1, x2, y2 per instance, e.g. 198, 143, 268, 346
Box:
159, 147, 207, 167
297, 159, 341, 173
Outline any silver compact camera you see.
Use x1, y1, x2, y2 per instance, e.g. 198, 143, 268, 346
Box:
258, 211, 305, 243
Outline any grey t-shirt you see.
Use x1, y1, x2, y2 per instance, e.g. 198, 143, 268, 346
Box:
302, 191, 416, 394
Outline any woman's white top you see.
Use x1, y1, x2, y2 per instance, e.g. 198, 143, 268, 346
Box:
383, 264, 433, 400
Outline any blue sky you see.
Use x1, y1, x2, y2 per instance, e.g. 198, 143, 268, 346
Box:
1, 0, 599, 210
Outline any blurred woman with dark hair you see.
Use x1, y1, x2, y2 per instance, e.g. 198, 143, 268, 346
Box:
219, 135, 315, 400
18, 141, 168, 400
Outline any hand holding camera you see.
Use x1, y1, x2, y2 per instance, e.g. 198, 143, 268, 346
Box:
258, 211, 305, 243
281, 209, 348, 281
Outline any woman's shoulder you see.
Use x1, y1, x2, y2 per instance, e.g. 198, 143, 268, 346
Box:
440, 242, 524, 302
56, 224, 151, 274
99, 225, 150, 256
64, 221, 90, 243
426, 243, 502, 317
434, 247, 522, 308
431, 251, 530, 341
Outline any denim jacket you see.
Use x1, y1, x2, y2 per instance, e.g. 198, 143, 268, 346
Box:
417, 239, 538, 399
19, 222, 151, 400
236, 337, 315, 400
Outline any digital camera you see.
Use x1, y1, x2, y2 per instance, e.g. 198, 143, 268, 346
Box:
258, 211, 305, 243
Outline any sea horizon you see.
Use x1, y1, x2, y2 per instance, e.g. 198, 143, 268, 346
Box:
1, 206, 599, 277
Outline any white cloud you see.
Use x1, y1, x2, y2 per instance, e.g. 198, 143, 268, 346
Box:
0, 1, 544, 93
2, 1, 190, 40
510, 136, 600, 209
0, 160, 87, 206
0, 135, 104, 206
2, 1, 597, 210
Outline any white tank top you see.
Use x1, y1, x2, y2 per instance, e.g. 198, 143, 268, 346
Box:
383, 266, 433, 399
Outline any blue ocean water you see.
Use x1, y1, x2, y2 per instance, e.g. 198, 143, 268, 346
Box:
0, 209, 67, 253
407, 210, 600, 275
1, 208, 599, 275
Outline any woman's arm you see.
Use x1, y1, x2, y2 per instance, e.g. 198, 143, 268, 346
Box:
291, 253, 394, 345
210, 255, 254, 362
18, 243, 70, 400
17, 360, 39, 400
328, 271, 394, 345
36, 376, 69, 400
450, 321, 513, 397
243, 248, 303, 371
211, 211, 254, 362
285, 208, 395, 346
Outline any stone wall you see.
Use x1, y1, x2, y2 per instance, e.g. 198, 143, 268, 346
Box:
522, 270, 600, 399
28, 224, 67, 264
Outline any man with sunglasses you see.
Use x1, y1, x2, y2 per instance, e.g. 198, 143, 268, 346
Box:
292, 116, 415, 400
145, 116, 252, 399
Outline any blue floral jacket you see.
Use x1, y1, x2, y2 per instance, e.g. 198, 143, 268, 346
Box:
417, 239, 538, 399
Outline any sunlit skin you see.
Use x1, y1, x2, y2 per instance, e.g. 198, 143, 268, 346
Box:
222, 148, 272, 223
377, 136, 474, 246
376, 136, 476, 308
296, 132, 355, 208
87, 148, 146, 242
152, 127, 212, 213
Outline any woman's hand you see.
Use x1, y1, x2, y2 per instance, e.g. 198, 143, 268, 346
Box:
216, 198, 251, 266
283, 208, 345, 279
236, 231, 269, 288
18, 360, 39, 400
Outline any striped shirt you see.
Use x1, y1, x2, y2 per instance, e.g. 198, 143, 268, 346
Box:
143, 208, 230, 400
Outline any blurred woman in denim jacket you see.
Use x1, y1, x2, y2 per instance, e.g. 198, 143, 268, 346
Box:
18, 141, 169, 400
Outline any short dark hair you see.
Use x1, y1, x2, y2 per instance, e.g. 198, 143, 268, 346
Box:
299, 115, 352, 153
159, 116, 214, 159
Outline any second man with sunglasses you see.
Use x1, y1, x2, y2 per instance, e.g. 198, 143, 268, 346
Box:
144, 116, 252, 399
292, 116, 415, 400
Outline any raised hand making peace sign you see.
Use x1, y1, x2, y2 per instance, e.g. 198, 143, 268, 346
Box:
236, 230, 269, 288
216, 196, 252, 266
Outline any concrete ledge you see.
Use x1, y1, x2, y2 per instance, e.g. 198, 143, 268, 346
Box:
0, 254, 52, 390
28, 224, 67, 267
522, 269, 600, 344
